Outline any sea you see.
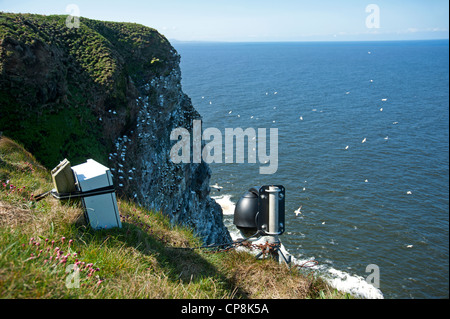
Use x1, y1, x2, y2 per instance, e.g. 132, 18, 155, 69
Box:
173, 40, 449, 299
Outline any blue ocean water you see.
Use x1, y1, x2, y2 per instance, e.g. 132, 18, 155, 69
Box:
174, 40, 449, 299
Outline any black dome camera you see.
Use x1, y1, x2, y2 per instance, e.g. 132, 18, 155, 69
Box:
233, 185, 285, 238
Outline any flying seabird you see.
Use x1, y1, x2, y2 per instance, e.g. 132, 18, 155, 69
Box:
294, 205, 302, 217
210, 183, 223, 192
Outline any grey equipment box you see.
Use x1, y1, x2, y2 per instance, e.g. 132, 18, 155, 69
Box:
71, 159, 122, 230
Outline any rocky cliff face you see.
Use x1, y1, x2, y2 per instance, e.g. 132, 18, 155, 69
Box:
111, 49, 231, 245
0, 13, 231, 244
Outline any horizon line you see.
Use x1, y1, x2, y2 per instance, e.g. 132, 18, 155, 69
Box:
169, 38, 449, 44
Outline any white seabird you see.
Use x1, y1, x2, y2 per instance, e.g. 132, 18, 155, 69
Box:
294, 205, 302, 217
362, 138, 367, 143
210, 183, 223, 192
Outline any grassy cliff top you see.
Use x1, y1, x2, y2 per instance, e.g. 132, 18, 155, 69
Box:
0, 12, 175, 169
0, 12, 173, 86
0, 136, 350, 299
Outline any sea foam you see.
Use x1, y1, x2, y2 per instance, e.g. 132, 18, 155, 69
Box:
213, 194, 384, 299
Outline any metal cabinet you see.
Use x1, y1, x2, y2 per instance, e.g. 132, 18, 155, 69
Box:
71, 159, 122, 230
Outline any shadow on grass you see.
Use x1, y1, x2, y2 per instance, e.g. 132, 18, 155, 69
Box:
73, 217, 249, 298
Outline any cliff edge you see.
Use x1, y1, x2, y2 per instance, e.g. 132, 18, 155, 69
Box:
0, 12, 231, 244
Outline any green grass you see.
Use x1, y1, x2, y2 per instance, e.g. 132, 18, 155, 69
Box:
0, 136, 352, 299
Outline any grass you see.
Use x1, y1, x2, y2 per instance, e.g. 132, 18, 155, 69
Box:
0, 136, 352, 299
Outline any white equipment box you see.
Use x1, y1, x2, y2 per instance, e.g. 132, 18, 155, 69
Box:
71, 159, 122, 230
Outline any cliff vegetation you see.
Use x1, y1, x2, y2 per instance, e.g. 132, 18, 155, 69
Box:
1, 12, 230, 245
0, 12, 173, 169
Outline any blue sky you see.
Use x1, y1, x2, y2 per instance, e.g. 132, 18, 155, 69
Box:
1, 0, 448, 41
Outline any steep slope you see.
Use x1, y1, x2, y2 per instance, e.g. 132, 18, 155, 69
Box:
0, 136, 346, 300
0, 12, 230, 244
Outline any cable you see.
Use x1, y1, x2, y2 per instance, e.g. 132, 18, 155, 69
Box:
33, 186, 116, 202
33, 190, 52, 202
177, 230, 262, 251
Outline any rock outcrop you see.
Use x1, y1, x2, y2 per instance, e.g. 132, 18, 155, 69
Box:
0, 13, 231, 244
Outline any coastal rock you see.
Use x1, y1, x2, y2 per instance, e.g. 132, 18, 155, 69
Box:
0, 13, 231, 244
112, 59, 231, 244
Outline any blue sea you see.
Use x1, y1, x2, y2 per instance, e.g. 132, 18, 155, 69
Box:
174, 40, 449, 299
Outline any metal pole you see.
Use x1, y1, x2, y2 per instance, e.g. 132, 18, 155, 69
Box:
267, 186, 280, 239
265, 186, 280, 260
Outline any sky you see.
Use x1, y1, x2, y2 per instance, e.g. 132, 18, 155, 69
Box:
1, 0, 449, 42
